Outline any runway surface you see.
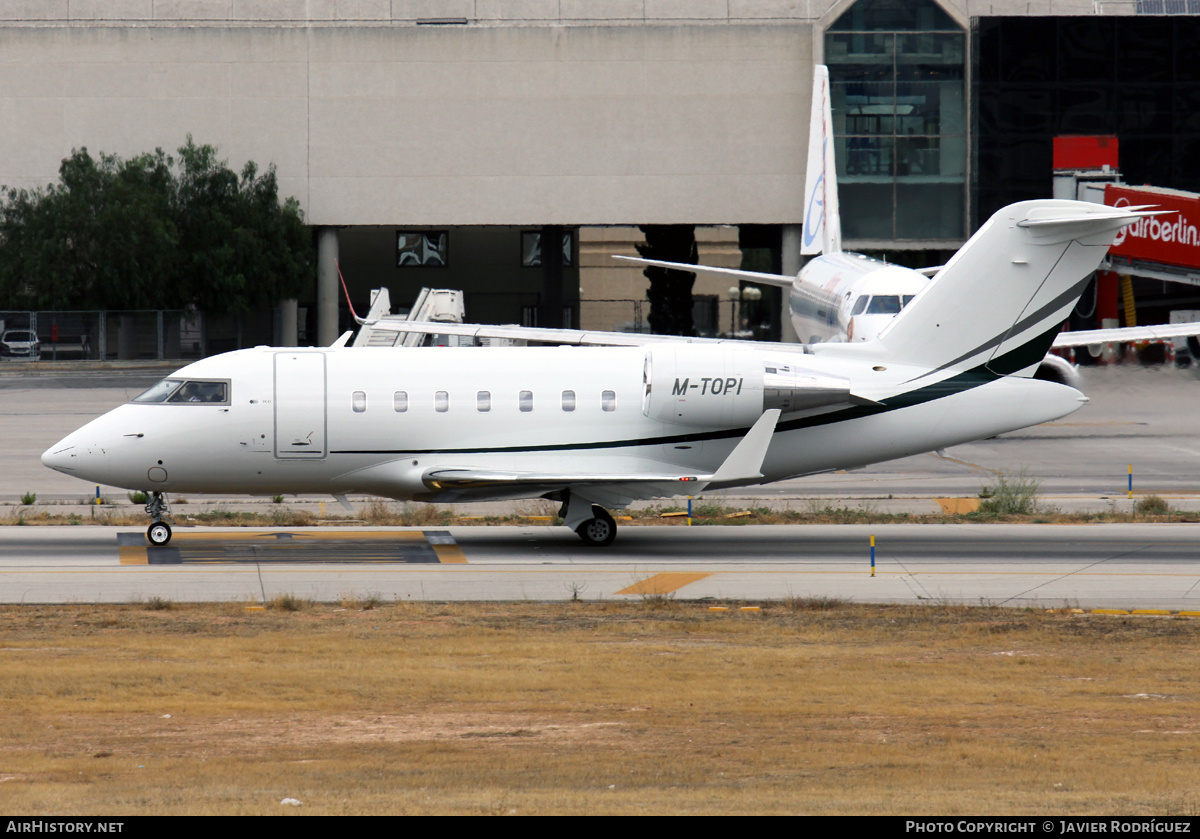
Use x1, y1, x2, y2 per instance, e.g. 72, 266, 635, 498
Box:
4, 362, 1200, 608
4, 523, 1200, 610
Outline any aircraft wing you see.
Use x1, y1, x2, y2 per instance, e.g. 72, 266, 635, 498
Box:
1052, 322, 1200, 348
421, 409, 782, 505
612, 255, 796, 289
353, 317, 811, 352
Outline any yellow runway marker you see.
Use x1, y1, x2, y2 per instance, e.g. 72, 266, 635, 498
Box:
617, 572, 710, 596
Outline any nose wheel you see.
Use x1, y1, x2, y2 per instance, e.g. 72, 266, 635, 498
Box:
147, 521, 173, 546
144, 491, 173, 546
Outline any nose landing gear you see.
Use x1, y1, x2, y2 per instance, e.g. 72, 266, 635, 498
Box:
144, 492, 172, 546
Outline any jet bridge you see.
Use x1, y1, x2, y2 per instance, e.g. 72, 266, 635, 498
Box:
1053, 137, 1200, 361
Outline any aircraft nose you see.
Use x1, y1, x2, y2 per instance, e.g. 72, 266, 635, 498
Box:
41, 440, 78, 474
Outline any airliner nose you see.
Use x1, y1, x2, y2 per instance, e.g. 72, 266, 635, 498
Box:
41, 440, 77, 474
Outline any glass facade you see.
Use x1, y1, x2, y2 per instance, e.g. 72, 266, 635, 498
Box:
826, 0, 967, 242
974, 16, 1200, 228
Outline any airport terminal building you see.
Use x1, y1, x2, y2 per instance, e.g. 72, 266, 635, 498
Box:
1, 1, 1198, 349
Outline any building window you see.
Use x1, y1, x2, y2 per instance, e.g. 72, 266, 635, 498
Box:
561, 390, 576, 412
602, 390, 617, 412
435, 391, 449, 412
521, 230, 573, 267
397, 231, 448, 266
519, 390, 533, 412
352, 391, 366, 413
393, 391, 408, 412
826, 0, 966, 242
477, 391, 491, 412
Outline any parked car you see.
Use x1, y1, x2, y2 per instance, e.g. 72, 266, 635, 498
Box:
0, 329, 41, 359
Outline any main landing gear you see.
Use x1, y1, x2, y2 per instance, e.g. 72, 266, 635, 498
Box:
144, 491, 172, 546
560, 494, 618, 547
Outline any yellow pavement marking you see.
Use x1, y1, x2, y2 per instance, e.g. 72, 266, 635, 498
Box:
168, 530, 426, 542
935, 497, 981, 514
617, 572, 710, 596
431, 544, 468, 564
118, 546, 148, 565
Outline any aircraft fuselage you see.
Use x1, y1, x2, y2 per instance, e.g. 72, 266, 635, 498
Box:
43, 344, 1085, 505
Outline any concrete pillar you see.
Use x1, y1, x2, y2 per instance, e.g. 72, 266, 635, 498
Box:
316, 226, 340, 347
280, 298, 298, 347
780, 224, 802, 344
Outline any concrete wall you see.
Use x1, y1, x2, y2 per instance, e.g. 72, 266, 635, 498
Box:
0, 19, 812, 227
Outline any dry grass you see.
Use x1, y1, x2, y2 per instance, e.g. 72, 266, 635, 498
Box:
0, 601, 1198, 815
7, 499, 1200, 529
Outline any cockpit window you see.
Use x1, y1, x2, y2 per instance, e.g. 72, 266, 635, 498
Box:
902, 295, 916, 308
851, 295, 869, 316
865, 295, 902, 315
132, 379, 229, 405
133, 379, 183, 403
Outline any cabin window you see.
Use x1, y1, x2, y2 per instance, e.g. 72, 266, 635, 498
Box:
393, 391, 408, 412
602, 390, 617, 412
519, 390, 533, 412
851, 296, 869, 316
477, 391, 491, 412
561, 390, 576, 412
352, 391, 366, 413
435, 391, 449, 412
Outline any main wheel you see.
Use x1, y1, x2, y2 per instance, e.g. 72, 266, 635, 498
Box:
575, 506, 616, 547
147, 521, 172, 546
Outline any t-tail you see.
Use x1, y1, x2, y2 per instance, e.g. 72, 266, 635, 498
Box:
801, 65, 841, 257
873, 200, 1163, 379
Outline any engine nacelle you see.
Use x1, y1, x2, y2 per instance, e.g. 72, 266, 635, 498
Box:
641, 345, 853, 427
1034, 353, 1082, 388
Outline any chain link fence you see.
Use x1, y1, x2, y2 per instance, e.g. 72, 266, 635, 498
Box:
0, 308, 283, 362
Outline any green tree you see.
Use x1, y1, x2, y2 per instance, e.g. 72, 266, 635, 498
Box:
0, 138, 311, 312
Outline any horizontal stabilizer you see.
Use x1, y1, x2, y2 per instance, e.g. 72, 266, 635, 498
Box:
613, 255, 796, 289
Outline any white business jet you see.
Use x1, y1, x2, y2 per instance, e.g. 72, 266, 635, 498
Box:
44, 195, 1153, 546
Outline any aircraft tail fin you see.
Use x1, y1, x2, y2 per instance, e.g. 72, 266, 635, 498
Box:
876, 200, 1163, 378
801, 65, 841, 256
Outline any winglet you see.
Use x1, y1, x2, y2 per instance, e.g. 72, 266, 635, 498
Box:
330, 330, 354, 348
708, 409, 781, 484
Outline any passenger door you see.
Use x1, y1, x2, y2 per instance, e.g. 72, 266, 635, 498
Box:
274, 352, 327, 459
